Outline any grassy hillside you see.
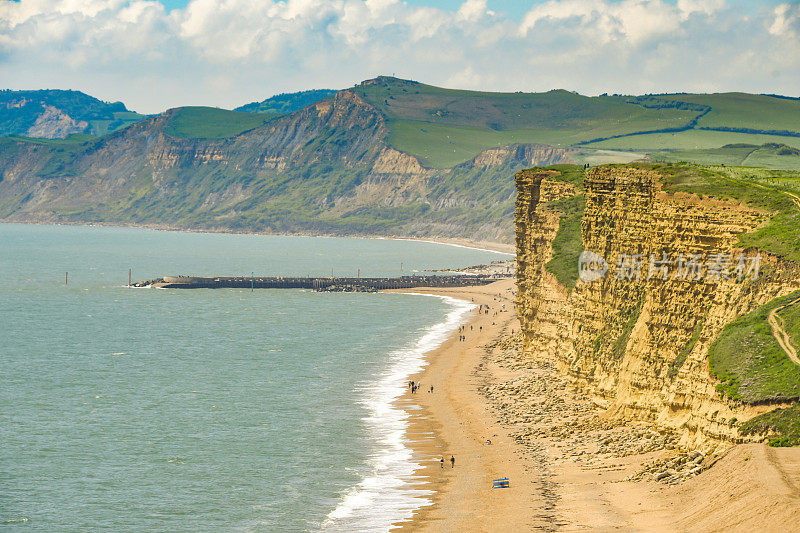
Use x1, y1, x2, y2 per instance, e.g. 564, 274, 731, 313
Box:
350, 77, 800, 169
164, 107, 279, 139
235, 89, 337, 114
741, 403, 800, 447
709, 291, 800, 404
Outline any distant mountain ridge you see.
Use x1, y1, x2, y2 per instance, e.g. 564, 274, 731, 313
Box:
0, 89, 146, 139
0, 88, 572, 243
0, 88, 337, 140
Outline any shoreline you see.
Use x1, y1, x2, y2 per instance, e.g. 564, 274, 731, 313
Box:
387, 278, 545, 530
387, 279, 800, 531
0, 220, 515, 256
321, 293, 476, 530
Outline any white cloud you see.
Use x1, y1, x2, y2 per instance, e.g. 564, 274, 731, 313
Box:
0, 0, 796, 113
770, 3, 800, 37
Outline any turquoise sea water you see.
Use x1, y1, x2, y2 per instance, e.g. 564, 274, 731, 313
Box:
0, 224, 507, 531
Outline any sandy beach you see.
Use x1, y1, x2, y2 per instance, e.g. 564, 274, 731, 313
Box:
389, 279, 800, 532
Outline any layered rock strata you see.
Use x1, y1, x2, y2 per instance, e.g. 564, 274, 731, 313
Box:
516, 166, 800, 450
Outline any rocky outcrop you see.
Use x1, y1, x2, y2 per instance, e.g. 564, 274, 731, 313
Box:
26, 105, 87, 139
516, 166, 800, 450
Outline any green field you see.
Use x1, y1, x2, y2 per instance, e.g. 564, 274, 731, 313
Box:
88, 111, 149, 136
650, 143, 800, 170
708, 291, 800, 404
354, 78, 703, 167
386, 120, 572, 168
656, 93, 800, 133
584, 130, 800, 151
164, 107, 279, 139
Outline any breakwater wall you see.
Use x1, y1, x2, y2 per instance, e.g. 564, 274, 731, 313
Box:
133, 275, 504, 291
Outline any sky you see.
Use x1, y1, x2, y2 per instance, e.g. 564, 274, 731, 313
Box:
1, 0, 799, 113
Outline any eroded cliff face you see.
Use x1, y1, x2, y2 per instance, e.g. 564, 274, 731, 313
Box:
516, 166, 800, 450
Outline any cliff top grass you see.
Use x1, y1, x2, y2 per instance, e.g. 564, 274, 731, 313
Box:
164, 107, 279, 139
656, 163, 800, 262
709, 290, 800, 404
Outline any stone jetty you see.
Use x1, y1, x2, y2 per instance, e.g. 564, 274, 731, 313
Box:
132, 274, 505, 291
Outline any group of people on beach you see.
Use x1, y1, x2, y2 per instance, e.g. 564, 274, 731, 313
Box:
408, 380, 433, 394
440, 456, 455, 468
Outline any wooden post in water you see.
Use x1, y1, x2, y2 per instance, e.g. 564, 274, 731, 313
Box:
128, 268, 132, 287
65, 271, 68, 285
251, 272, 254, 292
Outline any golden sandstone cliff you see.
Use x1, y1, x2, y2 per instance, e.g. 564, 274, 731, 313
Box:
515, 166, 800, 451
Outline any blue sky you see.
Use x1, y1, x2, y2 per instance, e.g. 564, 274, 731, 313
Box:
1, 0, 798, 113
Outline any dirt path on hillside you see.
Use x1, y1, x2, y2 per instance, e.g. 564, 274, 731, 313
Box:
768, 297, 800, 366
786, 190, 800, 210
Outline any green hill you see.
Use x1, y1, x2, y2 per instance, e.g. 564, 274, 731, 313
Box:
235, 89, 337, 115
349, 77, 800, 168
0, 89, 146, 138
164, 107, 280, 139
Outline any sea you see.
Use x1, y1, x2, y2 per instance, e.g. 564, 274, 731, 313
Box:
0, 223, 510, 531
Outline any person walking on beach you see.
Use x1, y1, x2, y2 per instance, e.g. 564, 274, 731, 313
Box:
450, 455, 455, 468
440, 457, 444, 468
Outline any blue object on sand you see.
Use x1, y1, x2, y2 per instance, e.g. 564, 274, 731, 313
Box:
492, 477, 510, 488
